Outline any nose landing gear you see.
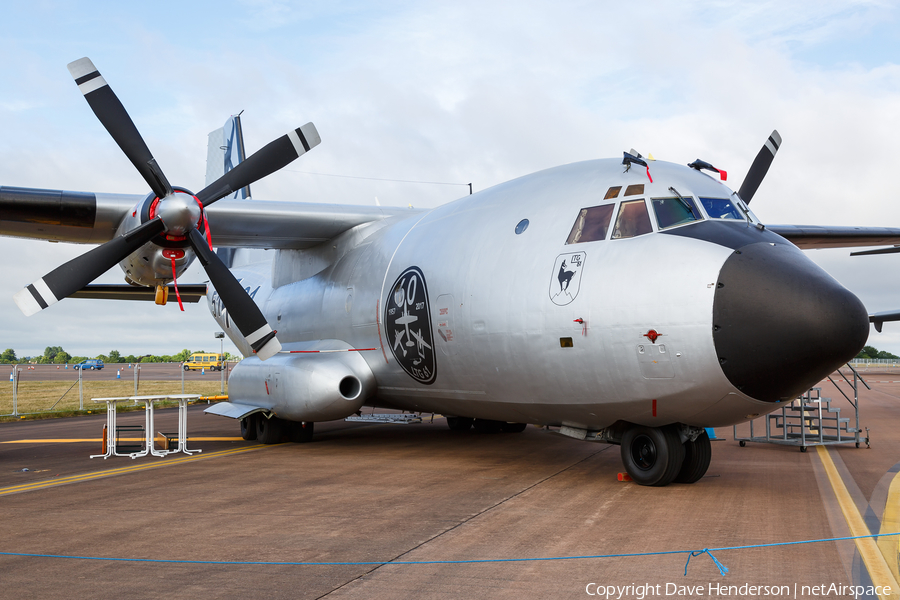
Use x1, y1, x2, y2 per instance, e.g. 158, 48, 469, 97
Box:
620, 424, 711, 486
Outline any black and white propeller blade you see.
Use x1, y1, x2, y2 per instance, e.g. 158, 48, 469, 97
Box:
187, 229, 281, 360
738, 130, 782, 204
14, 217, 166, 316
67, 58, 173, 200
196, 123, 320, 207
13, 58, 320, 361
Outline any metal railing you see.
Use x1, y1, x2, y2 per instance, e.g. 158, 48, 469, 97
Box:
1, 362, 229, 418
848, 358, 900, 368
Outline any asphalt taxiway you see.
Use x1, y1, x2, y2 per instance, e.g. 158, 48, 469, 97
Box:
0, 373, 898, 599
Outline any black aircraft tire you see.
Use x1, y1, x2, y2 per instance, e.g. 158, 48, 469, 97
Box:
240, 414, 258, 441
621, 425, 685, 487
446, 416, 474, 431
256, 415, 285, 444
290, 421, 314, 443
501, 422, 528, 433
473, 418, 504, 434
674, 431, 711, 484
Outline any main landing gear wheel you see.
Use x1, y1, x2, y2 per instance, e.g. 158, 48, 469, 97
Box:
290, 421, 314, 443
501, 422, 527, 433
620, 425, 685, 487
240, 414, 258, 441
446, 416, 474, 431
256, 415, 286, 444
473, 418, 504, 433
674, 430, 711, 484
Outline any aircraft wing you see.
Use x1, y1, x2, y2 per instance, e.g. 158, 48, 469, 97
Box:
206, 199, 420, 249
0, 185, 420, 249
766, 224, 900, 331
767, 224, 900, 249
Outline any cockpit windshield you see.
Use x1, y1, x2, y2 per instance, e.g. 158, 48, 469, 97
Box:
699, 197, 743, 220
650, 196, 702, 229
566, 204, 615, 244
612, 200, 653, 239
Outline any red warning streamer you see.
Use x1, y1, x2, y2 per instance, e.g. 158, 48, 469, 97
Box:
195, 197, 213, 251
169, 258, 184, 311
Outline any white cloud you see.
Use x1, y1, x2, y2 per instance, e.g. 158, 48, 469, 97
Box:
2, 0, 900, 354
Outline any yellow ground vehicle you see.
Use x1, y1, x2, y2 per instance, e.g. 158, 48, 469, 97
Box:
183, 353, 225, 371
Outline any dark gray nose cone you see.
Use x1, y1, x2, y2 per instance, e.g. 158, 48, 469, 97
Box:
713, 242, 869, 402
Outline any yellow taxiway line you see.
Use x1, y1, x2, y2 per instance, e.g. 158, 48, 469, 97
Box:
1, 438, 243, 443
879, 469, 900, 583
0, 444, 272, 497
817, 445, 900, 600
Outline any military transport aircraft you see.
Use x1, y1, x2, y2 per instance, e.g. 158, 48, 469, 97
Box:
3, 58, 899, 486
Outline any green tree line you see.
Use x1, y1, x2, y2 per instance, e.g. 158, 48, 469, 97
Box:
1, 347, 237, 365
856, 345, 900, 360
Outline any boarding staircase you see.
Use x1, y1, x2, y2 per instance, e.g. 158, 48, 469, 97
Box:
734, 364, 868, 450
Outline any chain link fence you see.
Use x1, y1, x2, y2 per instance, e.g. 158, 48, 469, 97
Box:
1, 363, 230, 417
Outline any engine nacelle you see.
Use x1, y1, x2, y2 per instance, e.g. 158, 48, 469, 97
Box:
228, 340, 376, 422
115, 190, 199, 287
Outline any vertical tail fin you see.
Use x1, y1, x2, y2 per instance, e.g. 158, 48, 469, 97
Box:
205, 114, 250, 267
205, 114, 251, 199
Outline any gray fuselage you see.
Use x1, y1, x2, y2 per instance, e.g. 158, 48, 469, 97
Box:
211, 158, 868, 431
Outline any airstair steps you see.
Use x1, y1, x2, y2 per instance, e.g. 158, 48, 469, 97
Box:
734, 365, 868, 450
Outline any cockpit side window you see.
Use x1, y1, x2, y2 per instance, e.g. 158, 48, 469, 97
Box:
651, 196, 702, 229
612, 199, 653, 239
699, 197, 743, 220
566, 204, 615, 244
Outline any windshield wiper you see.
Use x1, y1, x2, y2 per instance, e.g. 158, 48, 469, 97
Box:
668, 187, 697, 217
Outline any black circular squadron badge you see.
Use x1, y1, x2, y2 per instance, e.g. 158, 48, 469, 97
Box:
385, 266, 437, 384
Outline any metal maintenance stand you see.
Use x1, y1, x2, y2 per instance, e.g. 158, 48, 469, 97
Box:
161, 395, 203, 456
733, 364, 869, 451
90, 394, 201, 459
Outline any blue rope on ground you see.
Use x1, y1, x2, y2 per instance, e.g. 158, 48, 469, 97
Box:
2, 531, 897, 575
684, 549, 728, 576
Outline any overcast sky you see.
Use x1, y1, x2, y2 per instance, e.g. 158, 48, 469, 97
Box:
2, 0, 900, 358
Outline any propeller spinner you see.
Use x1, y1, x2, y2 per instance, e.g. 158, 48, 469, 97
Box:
13, 57, 321, 361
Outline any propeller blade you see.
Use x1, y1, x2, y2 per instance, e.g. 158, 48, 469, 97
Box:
850, 246, 900, 257
14, 217, 165, 316
188, 229, 282, 360
738, 130, 782, 204
67, 57, 173, 200
196, 123, 320, 207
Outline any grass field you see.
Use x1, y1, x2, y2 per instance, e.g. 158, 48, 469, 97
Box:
0, 380, 227, 418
